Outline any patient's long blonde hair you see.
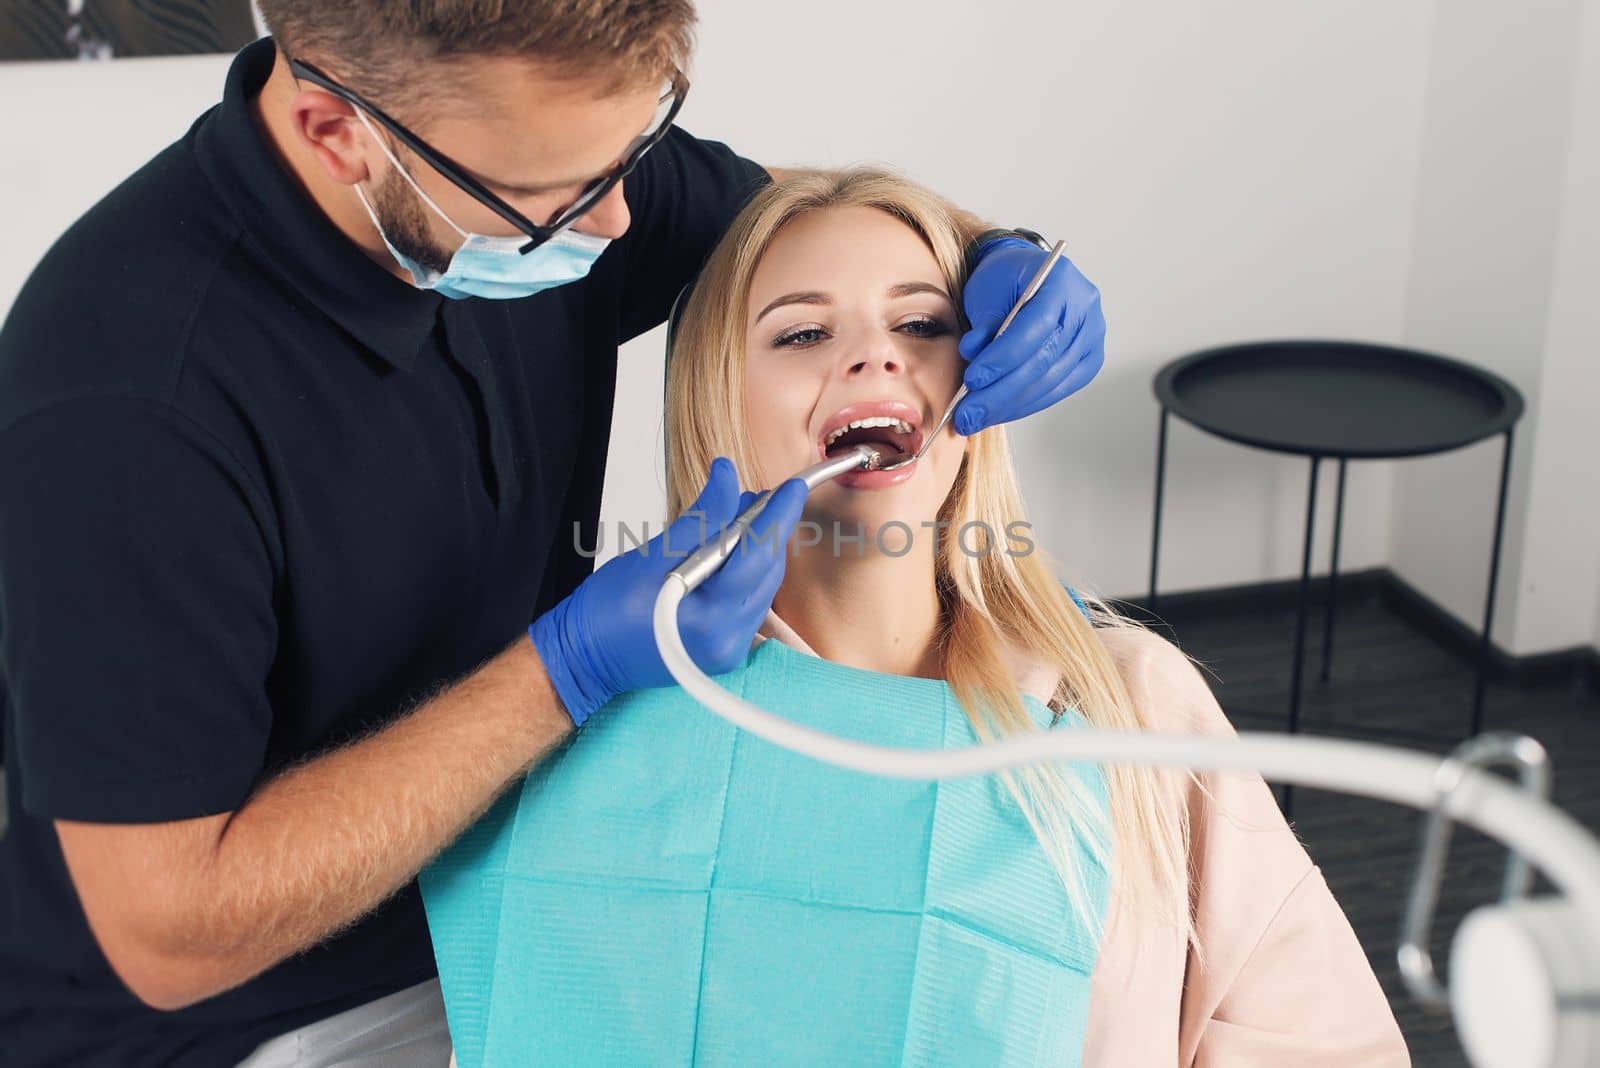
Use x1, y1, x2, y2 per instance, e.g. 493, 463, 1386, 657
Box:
667, 168, 1206, 964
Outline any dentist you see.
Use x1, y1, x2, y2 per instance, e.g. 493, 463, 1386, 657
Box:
0, 3, 1106, 1065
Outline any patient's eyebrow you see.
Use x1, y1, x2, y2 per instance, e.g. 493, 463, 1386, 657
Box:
755, 291, 830, 324
887, 281, 951, 302
756, 281, 950, 325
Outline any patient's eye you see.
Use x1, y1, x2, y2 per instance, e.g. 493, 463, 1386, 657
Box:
773, 325, 829, 348
896, 315, 951, 339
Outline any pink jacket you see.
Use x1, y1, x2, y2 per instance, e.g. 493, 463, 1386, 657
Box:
755, 614, 1411, 1066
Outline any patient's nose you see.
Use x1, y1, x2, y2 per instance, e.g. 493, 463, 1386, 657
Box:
845, 344, 904, 379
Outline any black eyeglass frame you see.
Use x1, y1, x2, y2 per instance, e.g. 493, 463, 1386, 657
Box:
288, 56, 689, 254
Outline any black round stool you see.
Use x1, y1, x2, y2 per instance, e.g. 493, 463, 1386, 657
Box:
1147, 340, 1525, 815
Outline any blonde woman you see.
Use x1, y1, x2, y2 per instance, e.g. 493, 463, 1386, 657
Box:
424, 169, 1410, 1066
660, 168, 1410, 1065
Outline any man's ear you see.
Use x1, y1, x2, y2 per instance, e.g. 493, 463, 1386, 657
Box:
289, 87, 372, 187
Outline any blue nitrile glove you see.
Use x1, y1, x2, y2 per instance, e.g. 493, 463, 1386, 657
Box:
529, 457, 808, 728
953, 237, 1107, 435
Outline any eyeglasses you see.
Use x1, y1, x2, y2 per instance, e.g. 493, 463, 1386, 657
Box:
288, 57, 689, 253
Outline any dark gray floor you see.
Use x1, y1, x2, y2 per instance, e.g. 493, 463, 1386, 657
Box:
1143, 586, 1600, 1067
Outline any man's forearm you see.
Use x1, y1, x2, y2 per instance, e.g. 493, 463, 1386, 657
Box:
163, 635, 570, 1002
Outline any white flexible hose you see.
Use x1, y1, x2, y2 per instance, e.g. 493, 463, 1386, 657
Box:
653, 574, 1600, 1066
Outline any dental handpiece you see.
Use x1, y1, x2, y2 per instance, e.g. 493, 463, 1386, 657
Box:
666, 444, 883, 593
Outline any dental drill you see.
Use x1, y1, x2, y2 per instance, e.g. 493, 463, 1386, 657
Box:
662, 443, 887, 594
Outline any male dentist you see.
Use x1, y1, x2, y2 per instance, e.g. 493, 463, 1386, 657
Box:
0, 3, 1107, 1064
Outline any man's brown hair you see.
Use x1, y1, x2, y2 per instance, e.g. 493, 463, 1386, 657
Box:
257, 0, 695, 115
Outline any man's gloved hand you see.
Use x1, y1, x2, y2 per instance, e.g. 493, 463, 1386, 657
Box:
953, 237, 1107, 436
529, 457, 807, 728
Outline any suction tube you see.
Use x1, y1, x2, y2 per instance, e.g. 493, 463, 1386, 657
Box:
648, 447, 1600, 1067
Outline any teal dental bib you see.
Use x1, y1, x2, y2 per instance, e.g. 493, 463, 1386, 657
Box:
421, 637, 1111, 1067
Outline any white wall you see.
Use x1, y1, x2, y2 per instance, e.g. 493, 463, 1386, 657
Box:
1594, 572, 1600, 651
1519, 1, 1600, 655
1392, 0, 1597, 657
0, 53, 233, 306
608, 0, 1436, 607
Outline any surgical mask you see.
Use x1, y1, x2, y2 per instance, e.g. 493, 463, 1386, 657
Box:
352, 109, 611, 301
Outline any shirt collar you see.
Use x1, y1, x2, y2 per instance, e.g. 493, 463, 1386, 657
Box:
193, 38, 440, 370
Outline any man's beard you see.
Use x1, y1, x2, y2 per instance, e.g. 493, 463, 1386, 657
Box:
371, 169, 454, 277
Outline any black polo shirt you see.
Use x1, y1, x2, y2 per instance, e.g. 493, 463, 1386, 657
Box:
0, 38, 767, 1067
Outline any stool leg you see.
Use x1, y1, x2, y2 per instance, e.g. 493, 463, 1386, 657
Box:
1320, 459, 1348, 683
1148, 408, 1169, 621
1283, 456, 1321, 818
1473, 429, 1515, 736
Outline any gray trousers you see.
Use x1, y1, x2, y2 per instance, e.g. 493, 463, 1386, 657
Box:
234, 978, 453, 1068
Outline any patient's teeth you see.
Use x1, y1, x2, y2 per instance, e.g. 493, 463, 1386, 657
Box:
823, 414, 917, 448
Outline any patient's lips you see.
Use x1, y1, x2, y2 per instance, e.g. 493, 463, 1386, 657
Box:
817, 400, 923, 488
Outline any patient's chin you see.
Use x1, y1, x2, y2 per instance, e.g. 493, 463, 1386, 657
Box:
800, 489, 944, 555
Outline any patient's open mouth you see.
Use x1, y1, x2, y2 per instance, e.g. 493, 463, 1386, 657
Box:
818, 404, 923, 468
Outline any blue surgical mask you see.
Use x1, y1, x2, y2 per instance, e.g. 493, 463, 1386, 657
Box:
353, 109, 611, 301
